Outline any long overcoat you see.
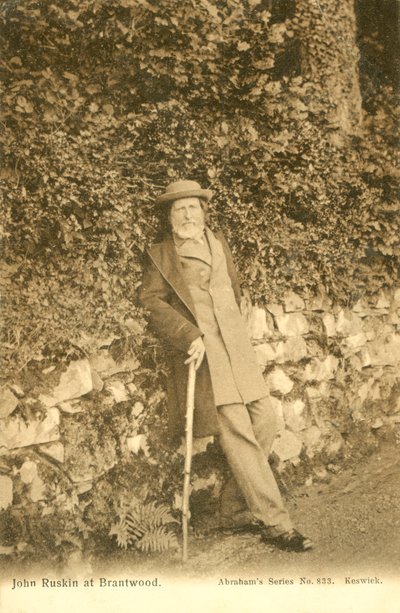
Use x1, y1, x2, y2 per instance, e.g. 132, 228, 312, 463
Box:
140, 229, 266, 438
139, 229, 263, 442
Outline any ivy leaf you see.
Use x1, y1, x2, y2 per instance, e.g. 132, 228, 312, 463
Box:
199, 0, 221, 20
16, 96, 33, 113
63, 72, 79, 83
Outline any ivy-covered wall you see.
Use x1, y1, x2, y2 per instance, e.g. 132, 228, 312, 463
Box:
1, 0, 399, 560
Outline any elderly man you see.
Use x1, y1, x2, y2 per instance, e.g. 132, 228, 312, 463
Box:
140, 179, 312, 552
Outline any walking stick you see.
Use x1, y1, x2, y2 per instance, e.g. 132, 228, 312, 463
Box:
182, 360, 196, 563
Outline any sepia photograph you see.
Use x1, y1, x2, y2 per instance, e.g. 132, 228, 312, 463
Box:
0, 1, 399, 612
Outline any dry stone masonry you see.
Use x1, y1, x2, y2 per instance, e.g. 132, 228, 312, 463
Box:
1, 288, 400, 534
246, 288, 400, 473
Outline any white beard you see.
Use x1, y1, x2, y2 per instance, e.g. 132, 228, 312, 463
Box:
172, 221, 205, 241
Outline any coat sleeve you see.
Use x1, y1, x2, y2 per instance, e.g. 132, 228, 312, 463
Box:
139, 256, 202, 354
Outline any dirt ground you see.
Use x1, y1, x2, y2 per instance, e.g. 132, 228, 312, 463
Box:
2, 440, 399, 585
89, 440, 400, 581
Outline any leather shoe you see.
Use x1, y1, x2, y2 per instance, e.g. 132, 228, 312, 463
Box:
261, 528, 313, 552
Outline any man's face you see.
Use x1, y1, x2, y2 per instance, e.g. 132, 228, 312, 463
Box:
169, 197, 205, 239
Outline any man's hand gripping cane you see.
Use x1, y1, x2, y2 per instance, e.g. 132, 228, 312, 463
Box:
184, 337, 205, 370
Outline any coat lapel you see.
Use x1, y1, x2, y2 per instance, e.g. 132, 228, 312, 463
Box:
206, 227, 224, 275
206, 228, 241, 305
148, 229, 241, 317
175, 240, 212, 266
148, 236, 197, 320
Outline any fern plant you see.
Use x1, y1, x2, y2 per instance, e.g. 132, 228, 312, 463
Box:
110, 497, 179, 553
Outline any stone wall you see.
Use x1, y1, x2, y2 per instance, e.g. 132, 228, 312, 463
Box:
1, 288, 400, 550
245, 287, 400, 480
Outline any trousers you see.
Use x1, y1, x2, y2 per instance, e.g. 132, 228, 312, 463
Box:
217, 396, 293, 532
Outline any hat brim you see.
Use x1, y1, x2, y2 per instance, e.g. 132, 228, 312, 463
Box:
156, 188, 213, 204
